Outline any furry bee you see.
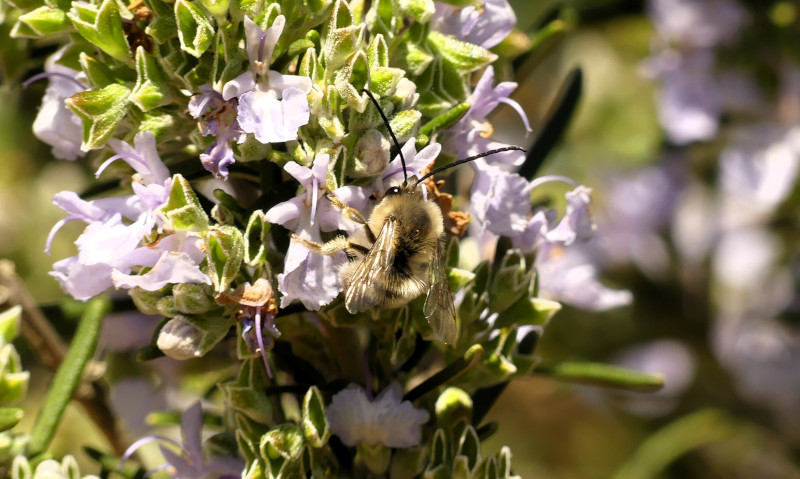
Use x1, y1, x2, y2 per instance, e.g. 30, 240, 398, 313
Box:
294, 91, 524, 345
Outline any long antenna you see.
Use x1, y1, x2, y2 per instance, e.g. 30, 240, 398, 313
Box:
415, 146, 526, 184
361, 88, 408, 186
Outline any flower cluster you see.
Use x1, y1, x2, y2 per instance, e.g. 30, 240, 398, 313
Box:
1, 0, 643, 475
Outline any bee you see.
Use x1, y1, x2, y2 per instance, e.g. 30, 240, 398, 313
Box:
294, 91, 524, 344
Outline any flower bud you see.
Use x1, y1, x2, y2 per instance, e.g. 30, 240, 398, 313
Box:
435, 387, 472, 429
173, 282, 216, 314
391, 78, 420, 110
157, 315, 203, 360
156, 296, 178, 318
351, 129, 390, 177
129, 286, 166, 315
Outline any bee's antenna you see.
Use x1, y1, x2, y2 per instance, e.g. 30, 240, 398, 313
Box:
361, 88, 408, 186
415, 146, 526, 184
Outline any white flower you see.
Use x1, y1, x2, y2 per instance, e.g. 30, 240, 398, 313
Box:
326, 382, 429, 448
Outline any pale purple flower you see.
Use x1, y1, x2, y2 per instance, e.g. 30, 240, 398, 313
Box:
442, 66, 530, 169
227, 16, 312, 145
713, 316, 800, 429
719, 125, 800, 215
29, 45, 87, 161
120, 402, 243, 479
535, 245, 633, 312
593, 161, 683, 277
189, 86, 246, 179
48, 132, 209, 300
643, 47, 720, 145
326, 382, 429, 448
470, 159, 532, 236
648, 0, 746, 47
510, 178, 595, 251
265, 154, 370, 310
431, 0, 516, 49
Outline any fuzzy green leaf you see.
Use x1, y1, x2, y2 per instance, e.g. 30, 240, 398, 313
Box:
175, 0, 215, 58
11, 6, 70, 38
131, 46, 176, 111
67, 0, 131, 62
66, 83, 131, 151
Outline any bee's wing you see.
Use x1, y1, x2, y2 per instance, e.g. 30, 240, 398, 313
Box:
344, 217, 397, 314
424, 238, 458, 344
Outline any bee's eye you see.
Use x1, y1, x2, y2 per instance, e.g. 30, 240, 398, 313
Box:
385, 186, 402, 196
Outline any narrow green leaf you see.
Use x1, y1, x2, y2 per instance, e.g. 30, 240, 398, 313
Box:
533, 360, 664, 392
404, 344, 484, 402
615, 410, 737, 479
418, 101, 470, 140
28, 297, 110, 455
518, 67, 582, 180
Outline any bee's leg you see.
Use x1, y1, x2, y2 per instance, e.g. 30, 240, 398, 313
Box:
290, 234, 370, 259
325, 193, 377, 243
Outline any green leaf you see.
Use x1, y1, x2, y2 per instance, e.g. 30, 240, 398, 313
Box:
206, 225, 244, 293
212, 24, 246, 91
260, 423, 304, 478
302, 386, 330, 448
418, 101, 470, 143
615, 410, 737, 479
67, 0, 131, 62
28, 297, 110, 456
405, 344, 484, 402
244, 211, 270, 267
394, 0, 434, 23
534, 360, 664, 392
428, 30, 497, 74
11, 6, 70, 38
198, 0, 228, 17
223, 359, 273, 425
0, 306, 21, 343
175, 0, 215, 58
488, 250, 532, 314
387, 109, 421, 144
0, 344, 30, 403
144, 0, 178, 44
333, 50, 369, 112
518, 67, 582, 180
496, 295, 561, 329
79, 52, 118, 89
131, 46, 176, 111
66, 83, 131, 151
159, 174, 210, 232
0, 408, 23, 432
322, 0, 364, 71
